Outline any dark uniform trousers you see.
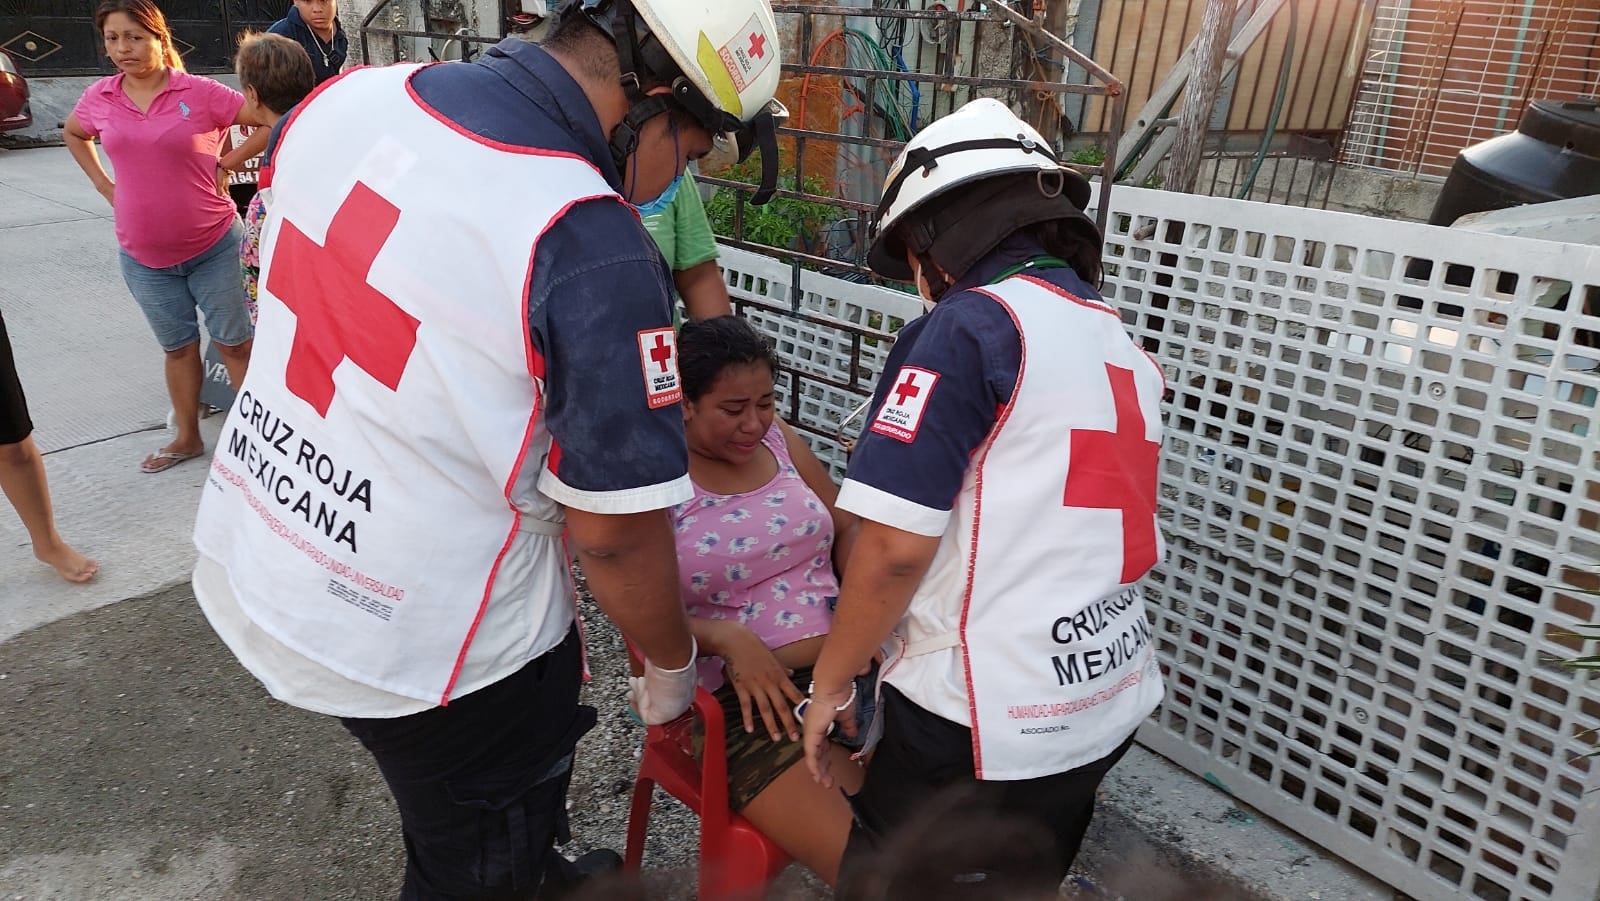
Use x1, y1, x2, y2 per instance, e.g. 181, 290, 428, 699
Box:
342, 627, 596, 901
839, 684, 1135, 900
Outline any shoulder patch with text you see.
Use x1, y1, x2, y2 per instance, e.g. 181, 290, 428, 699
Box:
637, 328, 682, 409
870, 366, 940, 443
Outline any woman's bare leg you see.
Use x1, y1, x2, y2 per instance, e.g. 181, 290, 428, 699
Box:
213, 338, 252, 395
0, 436, 96, 582
157, 342, 205, 461
739, 744, 866, 886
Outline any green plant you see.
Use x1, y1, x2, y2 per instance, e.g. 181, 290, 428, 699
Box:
1555, 575, 1600, 754
1066, 144, 1107, 167
1064, 144, 1164, 188
704, 157, 841, 254
1561, 624, 1600, 671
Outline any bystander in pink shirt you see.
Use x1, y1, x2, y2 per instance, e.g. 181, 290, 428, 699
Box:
70, 71, 245, 269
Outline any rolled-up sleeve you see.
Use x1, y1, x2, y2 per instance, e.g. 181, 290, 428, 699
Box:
838, 292, 1022, 535
530, 199, 692, 514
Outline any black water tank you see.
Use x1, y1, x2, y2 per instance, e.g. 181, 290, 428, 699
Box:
1428, 97, 1600, 227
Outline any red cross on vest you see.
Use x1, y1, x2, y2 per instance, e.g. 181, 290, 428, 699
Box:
893, 372, 922, 406
649, 333, 673, 372
1061, 363, 1159, 584
266, 182, 421, 417
748, 32, 767, 59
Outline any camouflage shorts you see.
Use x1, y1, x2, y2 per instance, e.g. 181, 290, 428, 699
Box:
699, 664, 877, 810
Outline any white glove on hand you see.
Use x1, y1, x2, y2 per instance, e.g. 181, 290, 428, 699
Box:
628, 637, 699, 725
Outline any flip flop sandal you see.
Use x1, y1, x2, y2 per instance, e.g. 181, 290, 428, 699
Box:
141, 450, 203, 474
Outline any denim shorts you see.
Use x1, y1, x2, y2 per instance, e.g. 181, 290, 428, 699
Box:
118, 219, 254, 352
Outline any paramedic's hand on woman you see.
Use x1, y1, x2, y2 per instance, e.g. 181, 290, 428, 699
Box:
800, 681, 858, 789
803, 520, 943, 788
710, 619, 804, 742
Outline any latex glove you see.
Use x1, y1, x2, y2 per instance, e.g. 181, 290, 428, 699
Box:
628, 637, 699, 725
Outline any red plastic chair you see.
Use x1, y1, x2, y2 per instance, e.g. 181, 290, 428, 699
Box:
623, 684, 792, 900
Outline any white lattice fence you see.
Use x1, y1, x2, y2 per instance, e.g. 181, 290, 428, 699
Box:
1105, 187, 1600, 901
722, 184, 1600, 900
719, 246, 921, 478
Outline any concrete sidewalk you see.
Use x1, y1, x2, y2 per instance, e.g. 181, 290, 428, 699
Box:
1, 145, 223, 643
0, 144, 1397, 900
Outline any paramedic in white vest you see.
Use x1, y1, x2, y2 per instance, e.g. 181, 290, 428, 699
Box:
799, 99, 1166, 898
189, 0, 787, 897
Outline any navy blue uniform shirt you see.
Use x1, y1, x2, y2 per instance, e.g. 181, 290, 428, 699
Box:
840, 232, 1104, 535
409, 39, 687, 507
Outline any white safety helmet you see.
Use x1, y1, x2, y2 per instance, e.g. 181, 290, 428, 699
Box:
558, 0, 789, 203
868, 98, 1094, 283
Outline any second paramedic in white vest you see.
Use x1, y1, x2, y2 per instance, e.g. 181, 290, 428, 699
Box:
799, 99, 1167, 898
189, 1, 788, 897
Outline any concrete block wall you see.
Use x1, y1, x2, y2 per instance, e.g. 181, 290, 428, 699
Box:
1198, 155, 1444, 222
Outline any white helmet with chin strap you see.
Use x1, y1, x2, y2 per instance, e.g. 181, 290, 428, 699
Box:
557, 0, 788, 203
868, 98, 1095, 286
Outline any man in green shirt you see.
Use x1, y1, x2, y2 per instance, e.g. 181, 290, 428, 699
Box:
640, 171, 733, 320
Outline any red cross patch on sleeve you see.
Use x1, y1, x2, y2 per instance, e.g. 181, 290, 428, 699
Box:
870, 366, 940, 443
717, 14, 777, 92
637, 328, 682, 409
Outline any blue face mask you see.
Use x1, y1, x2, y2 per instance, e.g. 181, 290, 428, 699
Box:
632, 173, 684, 218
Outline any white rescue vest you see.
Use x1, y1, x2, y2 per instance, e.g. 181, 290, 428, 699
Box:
882, 274, 1167, 780
194, 64, 614, 704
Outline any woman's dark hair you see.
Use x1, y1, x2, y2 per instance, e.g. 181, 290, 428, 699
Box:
1026, 216, 1103, 287
678, 316, 780, 402
95, 0, 184, 71
842, 785, 1062, 900
236, 32, 315, 116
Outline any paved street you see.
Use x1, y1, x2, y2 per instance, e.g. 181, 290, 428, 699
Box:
0, 147, 410, 898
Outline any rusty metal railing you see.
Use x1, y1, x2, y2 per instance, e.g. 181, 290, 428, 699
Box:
359, 0, 504, 65
704, 1, 1125, 277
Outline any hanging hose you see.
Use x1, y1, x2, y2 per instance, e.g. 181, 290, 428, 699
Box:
843, 26, 914, 140
796, 27, 916, 142
1237, 0, 1298, 199
890, 44, 922, 132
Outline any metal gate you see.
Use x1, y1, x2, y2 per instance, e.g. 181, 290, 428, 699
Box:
0, 0, 291, 75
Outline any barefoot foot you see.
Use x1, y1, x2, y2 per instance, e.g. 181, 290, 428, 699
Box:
36, 542, 99, 583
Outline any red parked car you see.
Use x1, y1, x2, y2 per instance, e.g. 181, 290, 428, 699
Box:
0, 50, 33, 133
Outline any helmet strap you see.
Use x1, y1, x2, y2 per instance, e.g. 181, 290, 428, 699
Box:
747, 110, 780, 204
915, 250, 952, 301
609, 93, 675, 179
875, 135, 1058, 221
575, 0, 668, 175
570, 0, 782, 204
